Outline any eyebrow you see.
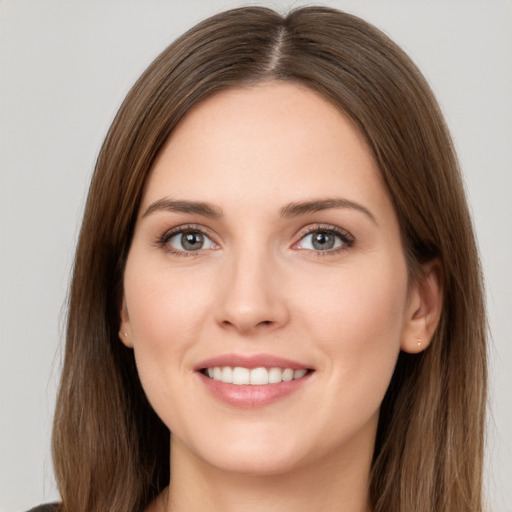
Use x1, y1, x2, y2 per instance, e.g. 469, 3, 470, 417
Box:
142, 197, 376, 224
280, 198, 377, 224
142, 199, 223, 219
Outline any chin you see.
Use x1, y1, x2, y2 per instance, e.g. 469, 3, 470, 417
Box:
204, 447, 307, 477
173, 426, 311, 477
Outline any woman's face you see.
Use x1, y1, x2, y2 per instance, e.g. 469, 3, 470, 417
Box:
121, 82, 420, 476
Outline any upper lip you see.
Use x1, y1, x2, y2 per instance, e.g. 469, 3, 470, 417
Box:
194, 353, 312, 371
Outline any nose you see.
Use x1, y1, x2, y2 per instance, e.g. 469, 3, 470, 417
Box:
215, 247, 289, 335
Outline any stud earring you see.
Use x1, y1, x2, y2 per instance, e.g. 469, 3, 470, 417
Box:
417, 338, 422, 347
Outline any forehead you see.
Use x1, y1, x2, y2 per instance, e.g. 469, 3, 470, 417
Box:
142, 82, 389, 214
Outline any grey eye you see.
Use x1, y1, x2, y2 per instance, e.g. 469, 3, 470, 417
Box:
298, 231, 343, 251
168, 231, 215, 252
312, 232, 336, 250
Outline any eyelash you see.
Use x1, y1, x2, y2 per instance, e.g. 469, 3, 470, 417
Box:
293, 224, 355, 257
155, 223, 355, 257
155, 224, 217, 257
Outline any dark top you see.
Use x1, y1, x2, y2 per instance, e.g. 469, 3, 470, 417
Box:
27, 505, 59, 512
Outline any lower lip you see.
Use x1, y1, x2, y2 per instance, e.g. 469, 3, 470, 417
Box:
197, 371, 312, 408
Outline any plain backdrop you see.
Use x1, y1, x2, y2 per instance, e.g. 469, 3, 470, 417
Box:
1, 1, 511, 511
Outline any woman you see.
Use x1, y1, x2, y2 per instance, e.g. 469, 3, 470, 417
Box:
32, 6, 486, 512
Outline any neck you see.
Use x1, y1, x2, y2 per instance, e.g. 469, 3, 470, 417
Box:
159, 433, 373, 512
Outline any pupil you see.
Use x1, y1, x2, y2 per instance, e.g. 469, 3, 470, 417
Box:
182, 232, 203, 250
313, 232, 334, 250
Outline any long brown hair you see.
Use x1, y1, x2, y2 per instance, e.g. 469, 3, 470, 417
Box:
52, 6, 487, 511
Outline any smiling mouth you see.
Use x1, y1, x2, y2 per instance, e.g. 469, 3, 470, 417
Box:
201, 366, 311, 385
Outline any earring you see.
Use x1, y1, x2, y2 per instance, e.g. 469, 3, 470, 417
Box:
120, 331, 128, 338
417, 338, 422, 347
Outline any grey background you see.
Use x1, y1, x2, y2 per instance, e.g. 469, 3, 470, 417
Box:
1, 1, 511, 511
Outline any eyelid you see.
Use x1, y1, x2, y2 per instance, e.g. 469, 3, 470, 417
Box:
154, 222, 353, 256
156, 224, 220, 255
292, 223, 355, 252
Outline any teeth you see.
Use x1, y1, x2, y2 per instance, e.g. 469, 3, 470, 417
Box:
232, 367, 250, 385
204, 366, 309, 385
250, 367, 269, 385
293, 369, 307, 379
221, 366, 233, 383
213, 367, 222, 381
268, 367, 282, 383
282, 368, 294, 382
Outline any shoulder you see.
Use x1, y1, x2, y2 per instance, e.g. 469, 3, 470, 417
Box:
26, 504, 60, 512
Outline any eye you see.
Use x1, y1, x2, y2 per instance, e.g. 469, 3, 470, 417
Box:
165, 229, 217, 253
294, 227, 353, 252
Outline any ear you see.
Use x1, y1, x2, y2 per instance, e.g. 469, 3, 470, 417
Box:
119, 295, 133, 348
401, 260, 443, 354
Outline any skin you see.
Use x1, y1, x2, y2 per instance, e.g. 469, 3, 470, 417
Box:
120, 82, 442, 512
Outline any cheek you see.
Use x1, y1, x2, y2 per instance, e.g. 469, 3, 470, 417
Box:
304, 265, 406, 339
125, 262, 210, 351
122, 265, 211, 428
298, 257, 408, 398
122, 257, 214, 403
